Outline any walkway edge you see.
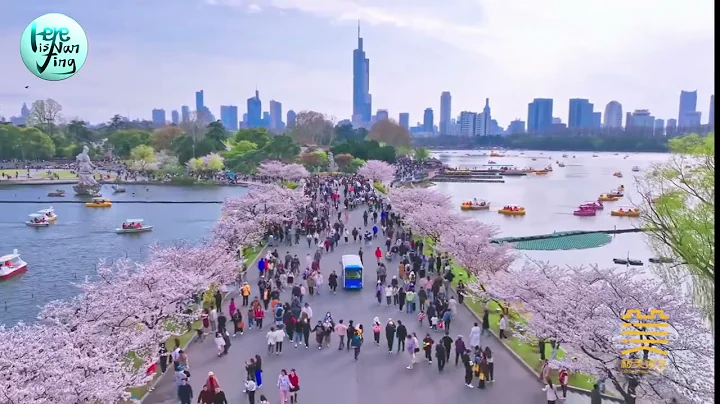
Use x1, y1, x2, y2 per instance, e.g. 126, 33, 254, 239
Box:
454, 288, 623, 403
136, 242, 268, 403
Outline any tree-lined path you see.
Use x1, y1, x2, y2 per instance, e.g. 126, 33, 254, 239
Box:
144, 194, 588, 404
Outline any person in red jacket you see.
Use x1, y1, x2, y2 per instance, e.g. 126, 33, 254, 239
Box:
288, 369, 300, 404
558, 367, 569, 398
374, 247, 382, 263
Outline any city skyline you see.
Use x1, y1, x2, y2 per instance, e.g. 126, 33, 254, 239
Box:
0, 1, 714, 126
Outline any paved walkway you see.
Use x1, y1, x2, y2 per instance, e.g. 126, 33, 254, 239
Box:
144, 195, 590, 404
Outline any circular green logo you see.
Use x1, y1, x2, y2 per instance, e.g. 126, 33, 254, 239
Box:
19, 13, 88, 81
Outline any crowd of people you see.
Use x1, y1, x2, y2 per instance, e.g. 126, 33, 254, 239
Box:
154, 171, 597, 404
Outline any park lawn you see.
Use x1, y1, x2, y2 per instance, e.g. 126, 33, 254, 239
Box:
281, 181, 299, 189
420, 238, 597, 392
39, 169, 78, 179
373, 181, 387, 194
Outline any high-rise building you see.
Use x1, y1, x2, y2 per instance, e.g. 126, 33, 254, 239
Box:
246, 90, 262, 128
171, 110, 179, 125
286, 110, 296, 128
592, 112, 602, 128
709, 95, 715, 127
181, 106, 190, 122
151, 108, 166, 126
666, 118, 678, 135
263, 112, 271, 128
508, 119, 526, 134
352, 23, 372, 126
195, 90, 204, 112
269, 100, 283, 131
527, 98, 553, 133
654, 119, 665, 136
20, 103, 29, 120
678, 90, 698, 127
439, 92, 451, 135
423, 108, 434, 133
603, 101, 623, 128
220, 105, 239, 131
568, 98, 594, 128
683, 111, 702, 128
458, 112, 477, 136
628, 109, 655, 130
398, 113, 409, 131
376, 109, 389, 121
479, 98, 492, 136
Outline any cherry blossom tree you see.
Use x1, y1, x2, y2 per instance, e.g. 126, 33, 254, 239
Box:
436, 219, 515, 282
0, 323, 152, 404
477, 261, 715, 404
221, 184, 308, 233
256, 161, 310, 181
387, 187, 452, 217
357, 159, 395, 183
402, 205, 466, 244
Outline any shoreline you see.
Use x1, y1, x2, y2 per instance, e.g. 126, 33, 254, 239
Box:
0, 179, 255, 187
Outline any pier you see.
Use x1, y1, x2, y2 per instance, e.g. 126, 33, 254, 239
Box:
432, 177, 505, 183
491, 228, 645, 244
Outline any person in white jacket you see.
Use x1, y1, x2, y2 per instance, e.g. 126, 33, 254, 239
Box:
301, 303, 313, 322
266, 326, 277, 354
214, 331, 226, 357
273, 326, 286, 355
542, 380, 561, 404
498, 314, 508, 339
384, 284, 393, 306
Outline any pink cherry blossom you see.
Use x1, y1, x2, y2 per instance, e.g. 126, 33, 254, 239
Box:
474, 261, 714, 404
402, 204, 466, 243
357, 159, 395, 183
221, 184, 308, 232
256, 160, 310, 181
436, 218, 515, 281
387, 187, 452, 217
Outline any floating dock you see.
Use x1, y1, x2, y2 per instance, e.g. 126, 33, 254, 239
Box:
432, 177, 505, 183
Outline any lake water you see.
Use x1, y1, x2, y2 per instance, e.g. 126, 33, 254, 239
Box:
0, 151, 668, 326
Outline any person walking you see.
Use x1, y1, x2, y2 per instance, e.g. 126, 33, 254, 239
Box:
590, 383, 603, 404
498, 313, 508, 339
288, 369, 300, 404
385, 319, 396, 353
406, 334, 418, 370
422, 334, 434, 364
266, 327, 277, 354
462, 349, 474, 388
481, 310, 491, 336
395, 320, 407, 354
469, 323, 481, 349
372, 317, 382, 345
542, 379, 561, 404
335, 319, 348, 350
435, 341, 447, 372
351, 328, 363, 360
484, 346, 494, 382
559, 367, 569, 398
178, 378, 193, 404
254, 354, 263, 387
277, 369, 293, 404
212, 387, 228, 404
244, 375, 257, 404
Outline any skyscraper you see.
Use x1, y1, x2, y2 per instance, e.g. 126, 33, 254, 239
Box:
398, 113, 409, 131
480, 98, 491, 136
20, 103, 29, 120
678, 90, 698, 127
654, 119, 665, 136
592, 112, 602, 128
527, 98, 553, 133
246, 90, 262, 128
459, 111, 477, 136
508, 119, 526, 134
375, 109, 389, 121
603, 101, 623, 128
423, 108, 434, 133
171, 110, 179, 125
568, 98, 594, 128
709, 95, 714, 127
439, 92, 451, 135
352, 23, 372, 126
195, 90, 204, 112
286, 110, 296, 128
263, 112, 271, 128
151, 109, 166, 127
269, 100, 283, 131
220, 105, 239, 131
181, 106, 190, 122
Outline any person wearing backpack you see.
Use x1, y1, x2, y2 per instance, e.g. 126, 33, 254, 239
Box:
542, 379, 561, 404
372, 318, 382, 345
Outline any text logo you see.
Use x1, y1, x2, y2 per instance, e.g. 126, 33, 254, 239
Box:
619, 309, 669, 374
20, 13, 88, 81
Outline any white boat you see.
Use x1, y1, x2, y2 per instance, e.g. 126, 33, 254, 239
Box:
631, 166, 640, 172
0, 249, 28, 280
116, 219, 154, 234
38, 207, 58, 222
26, 213, 50, 227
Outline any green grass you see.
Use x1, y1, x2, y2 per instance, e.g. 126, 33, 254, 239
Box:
281, 181, 299, 189
422, 238, 597, 391
0, 169, 78, 179
373, 181, 387, 194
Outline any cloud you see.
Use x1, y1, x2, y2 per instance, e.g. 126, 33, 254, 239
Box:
247, 4, 262, 13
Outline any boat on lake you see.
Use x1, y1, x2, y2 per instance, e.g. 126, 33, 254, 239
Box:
26, 213, 50, 227
38, 207, 57, 222
116, 219, 153, 234
86, 197, 112, 208
0, 250, 27, 280
47, 189, 65, 197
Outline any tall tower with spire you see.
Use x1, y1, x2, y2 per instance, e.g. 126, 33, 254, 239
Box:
352, 21, 372, 126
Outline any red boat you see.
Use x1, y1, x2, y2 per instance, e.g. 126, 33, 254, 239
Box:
579, 200, 604, 210
573, 208, 597, 216
0, 249, 28, 280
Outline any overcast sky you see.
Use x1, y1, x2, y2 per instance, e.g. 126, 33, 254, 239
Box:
0, 0, 714, 126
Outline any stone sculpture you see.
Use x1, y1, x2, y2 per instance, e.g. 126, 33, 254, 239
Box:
73, 145, 101, 196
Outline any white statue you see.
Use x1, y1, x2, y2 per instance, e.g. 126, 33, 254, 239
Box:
327, 151, 338, 172
73, 145, 101, 195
